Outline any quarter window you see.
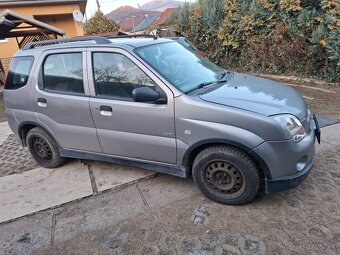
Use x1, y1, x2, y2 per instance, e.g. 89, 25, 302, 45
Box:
5, 56, 34, 90
43, 53, 84, 95
92, 52, 156, 100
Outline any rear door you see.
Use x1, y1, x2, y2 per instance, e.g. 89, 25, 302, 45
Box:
87, 48, 176, 164
30, 48, 101, 152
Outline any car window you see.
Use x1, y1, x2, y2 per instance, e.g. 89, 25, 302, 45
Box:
92, 52, 156, 101
5, 56, 34, 90
135, 42, 223, 93
42, 53, 84, 95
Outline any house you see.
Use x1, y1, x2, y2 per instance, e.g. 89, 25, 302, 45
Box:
131, 14, 160, 33
150, 8, 177, 27
0, 0, 87, 74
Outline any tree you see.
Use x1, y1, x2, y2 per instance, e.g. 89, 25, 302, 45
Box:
85, 11, 119, 35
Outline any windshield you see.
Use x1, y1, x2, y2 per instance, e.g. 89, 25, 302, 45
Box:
134, 41, 224, 92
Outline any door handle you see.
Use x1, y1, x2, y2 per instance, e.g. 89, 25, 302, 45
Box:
37, 98, 47, 107
99, 105, 112, 116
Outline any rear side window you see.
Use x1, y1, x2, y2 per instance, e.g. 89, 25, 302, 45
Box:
42, 53, 84, 95
5, 56, 34, 90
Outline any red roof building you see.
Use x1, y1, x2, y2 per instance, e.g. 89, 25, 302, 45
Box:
151, 8, 177, 27
118, 16, 144, 32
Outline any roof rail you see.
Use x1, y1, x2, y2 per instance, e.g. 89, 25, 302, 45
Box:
23, 36, 111, 50
106, 34, 157, 40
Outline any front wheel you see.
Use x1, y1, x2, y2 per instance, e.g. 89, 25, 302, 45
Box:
26, 127, 65, 168
192, 145, 260, 205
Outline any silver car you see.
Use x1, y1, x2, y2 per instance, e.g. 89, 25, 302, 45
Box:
4, 36, 320, 205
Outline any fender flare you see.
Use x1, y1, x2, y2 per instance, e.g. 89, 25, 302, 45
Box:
18, 121, 61, 148
181, 138, 272, 179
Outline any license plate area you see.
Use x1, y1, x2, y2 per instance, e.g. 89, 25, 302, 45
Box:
313, 113, 321, 144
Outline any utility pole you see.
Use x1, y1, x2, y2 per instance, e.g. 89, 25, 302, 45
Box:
96, 0, 100, 11
131, 15, 136, 35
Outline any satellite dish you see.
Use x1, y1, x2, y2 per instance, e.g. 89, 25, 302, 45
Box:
73, 10, 84, 22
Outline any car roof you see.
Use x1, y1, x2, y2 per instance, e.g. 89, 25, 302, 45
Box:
109, 37, 172, 48
14, 37, 174, 57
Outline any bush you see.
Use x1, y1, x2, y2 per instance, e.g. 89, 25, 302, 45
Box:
168, 0, 340, 82
85, 11, 119, 35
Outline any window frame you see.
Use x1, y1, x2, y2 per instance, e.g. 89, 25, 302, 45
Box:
90, 51, 162, 102
38, 51, 87, 97
5, 55, 35, 90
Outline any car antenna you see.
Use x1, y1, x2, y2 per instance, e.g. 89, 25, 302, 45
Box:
136, 2, 157, 40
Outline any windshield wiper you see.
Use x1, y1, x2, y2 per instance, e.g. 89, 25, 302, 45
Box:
218, 71, 228, 80
185, 71, 231, 94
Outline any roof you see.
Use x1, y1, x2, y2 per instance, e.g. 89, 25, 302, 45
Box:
118, 16, 144, 32
151, 8, 177, 27
131, 14, 160, 32
0, 9, 64, 39
0, 0, 88, 13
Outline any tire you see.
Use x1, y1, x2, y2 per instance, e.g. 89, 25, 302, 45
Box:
26, 127, 65, 168
192, 145, 260, 205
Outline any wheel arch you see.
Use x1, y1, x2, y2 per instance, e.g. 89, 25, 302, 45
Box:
18, 121, 61, 149
182, 139, 272, 180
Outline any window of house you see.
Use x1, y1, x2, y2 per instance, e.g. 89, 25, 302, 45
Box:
92, 52, 156, 101
5, 56, 34, 90
42, 52, 84, 95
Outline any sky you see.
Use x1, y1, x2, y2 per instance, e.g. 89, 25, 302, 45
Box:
85, 0, 196, 18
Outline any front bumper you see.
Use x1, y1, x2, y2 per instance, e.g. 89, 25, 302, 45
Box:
265, 149, 316, 193
252, 114, 320, 194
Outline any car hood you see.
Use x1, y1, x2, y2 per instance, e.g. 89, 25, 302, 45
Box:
199, 73, 307, 119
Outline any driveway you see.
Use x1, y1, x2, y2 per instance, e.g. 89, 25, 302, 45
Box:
0, 121, 339, 255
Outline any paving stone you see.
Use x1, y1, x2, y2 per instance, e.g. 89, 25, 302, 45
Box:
137, 174, 200, 208
318, 115, 340, 128
53, 184, 147, 243
319, 123, 340, 146
0, 121, 12, 144
0, 160, 92, 223
90, 161, 156, 192
0, 211, 53, 255
0, 134, 39, 177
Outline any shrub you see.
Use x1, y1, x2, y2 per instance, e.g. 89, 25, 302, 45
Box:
168, 0, 340, 82
85, 11, 119, 35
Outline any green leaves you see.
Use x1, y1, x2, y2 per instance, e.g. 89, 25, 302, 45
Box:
168, 0, 339, 82
85, 11, 119, 35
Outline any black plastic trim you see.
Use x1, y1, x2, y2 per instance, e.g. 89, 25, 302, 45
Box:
23, 36, 111, 50
60, 149, 187, 178
182, 139, 272, 179
265, 154, 315, 193
17, 121, 61, 148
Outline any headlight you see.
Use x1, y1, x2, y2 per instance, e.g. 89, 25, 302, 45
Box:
272, 114, 306, 142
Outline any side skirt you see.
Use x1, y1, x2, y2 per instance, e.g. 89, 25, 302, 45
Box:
60, 149, 188, 178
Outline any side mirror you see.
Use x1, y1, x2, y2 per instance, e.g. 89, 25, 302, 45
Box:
132, 87, 166, 104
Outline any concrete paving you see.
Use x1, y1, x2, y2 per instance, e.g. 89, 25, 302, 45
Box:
0, 122, 338, 255
0, 122, 158, 224
90, 161, 155, 192
0, 160, 92, 223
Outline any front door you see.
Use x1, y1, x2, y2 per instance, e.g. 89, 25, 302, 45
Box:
87, 49, 176, 164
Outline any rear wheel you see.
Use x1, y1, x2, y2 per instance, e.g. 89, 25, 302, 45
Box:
192, 145, 260, 205
26, 127, 65, 168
